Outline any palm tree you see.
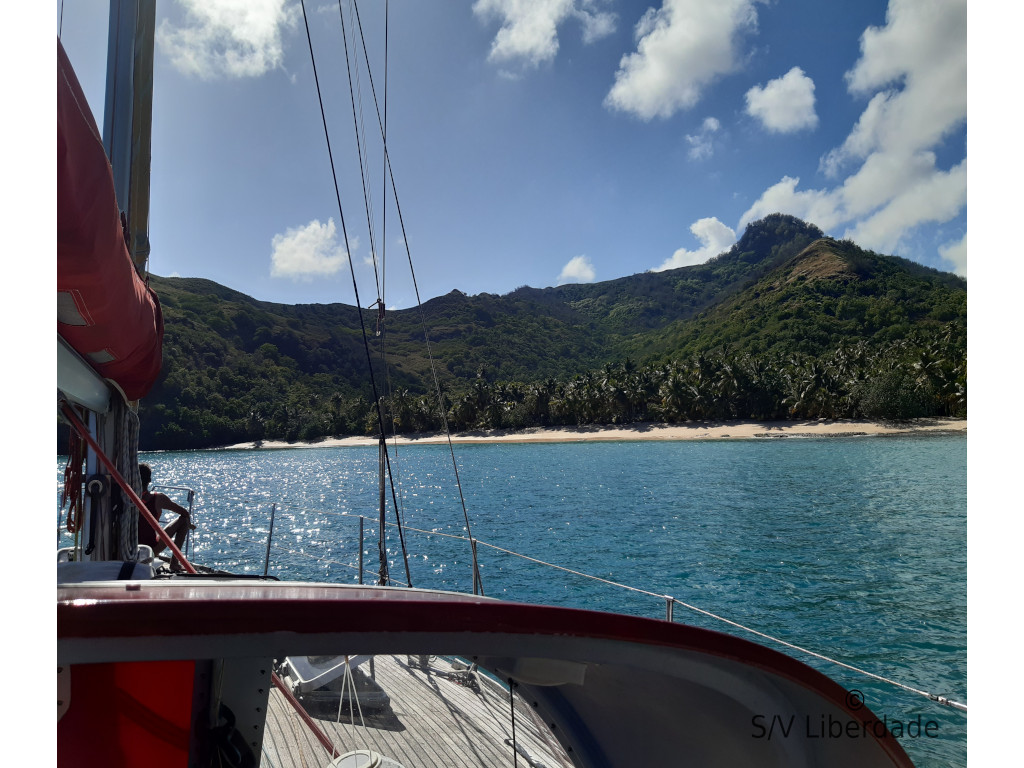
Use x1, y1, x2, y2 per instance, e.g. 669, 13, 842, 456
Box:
658, 367, 690, 422
622, 370, 651, 422
713, 358, 741, 419
784, 357, 834, 419
525, 379, 555, 426
598, 363, 630, 423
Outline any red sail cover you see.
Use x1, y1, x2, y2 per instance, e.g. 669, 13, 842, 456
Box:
57, 39, 163, 401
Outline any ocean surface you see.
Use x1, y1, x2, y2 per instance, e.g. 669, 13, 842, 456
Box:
57, 433, 967, 767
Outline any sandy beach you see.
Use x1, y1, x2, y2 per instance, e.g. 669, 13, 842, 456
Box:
225, 418, 966, 450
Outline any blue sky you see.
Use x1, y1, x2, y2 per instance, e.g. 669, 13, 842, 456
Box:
55, 0, 966, 310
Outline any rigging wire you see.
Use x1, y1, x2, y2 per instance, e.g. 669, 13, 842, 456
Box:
347, 0, 484, 595
362, 0, 417, 593
351, 0, 416, 595
338, 0, 383, 300
335, 0, 413, 589
298, 0, 412, 588
350, 0, 389, 303
470, 538, 968, 712
382, 0, 389, 301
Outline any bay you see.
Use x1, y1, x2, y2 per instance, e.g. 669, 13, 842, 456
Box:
57, 432, 966, 767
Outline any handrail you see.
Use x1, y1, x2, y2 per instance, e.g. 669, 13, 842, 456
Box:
152, 483, 196, 500
56, 486, 966, 712
306, 520, 971, 711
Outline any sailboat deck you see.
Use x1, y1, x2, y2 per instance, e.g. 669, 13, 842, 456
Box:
262, 654, 575, 768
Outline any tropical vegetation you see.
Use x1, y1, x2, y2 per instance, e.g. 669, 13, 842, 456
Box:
58, 215, 965, 450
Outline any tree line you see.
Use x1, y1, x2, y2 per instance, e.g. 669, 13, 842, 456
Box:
158, 321, 961, 449
75, 215, 966, 451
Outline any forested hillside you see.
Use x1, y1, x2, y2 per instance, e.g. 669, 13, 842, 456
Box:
93, 214, 964, 450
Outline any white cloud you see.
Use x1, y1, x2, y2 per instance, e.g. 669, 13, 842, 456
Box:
605, 0, 758, 120
685, 116, 720, 161
577, 3, 617, 44
157, 0, 298, 80
938, 233, 966, 278
653, 217, 736, 271
825, 0, 966, 175
819, 92, 888, 178
473, 0, 615, 70
842, 158, 967, 253
557, 255, 596, 284
270, 218, 348, 280
741, 0, 966, 264
745, 66, 818, 133
739, 176, 843, 232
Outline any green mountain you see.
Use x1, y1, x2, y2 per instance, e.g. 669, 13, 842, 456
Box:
644, 235, 966, 358
102, 214, 964, 449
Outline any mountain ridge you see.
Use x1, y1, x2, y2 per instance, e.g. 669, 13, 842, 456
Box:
85, 214, 965, 449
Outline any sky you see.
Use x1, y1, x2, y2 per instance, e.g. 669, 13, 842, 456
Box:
51, 0, 968, 311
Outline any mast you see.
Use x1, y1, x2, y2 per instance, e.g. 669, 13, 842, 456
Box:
63, 0, 157, 562
103, 0, 156, 275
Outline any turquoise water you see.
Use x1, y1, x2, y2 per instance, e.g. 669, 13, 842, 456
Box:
57, 433, 966, 767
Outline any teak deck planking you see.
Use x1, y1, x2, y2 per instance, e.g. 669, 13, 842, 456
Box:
261, 654, 575, 768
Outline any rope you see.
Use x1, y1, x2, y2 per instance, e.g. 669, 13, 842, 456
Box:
59, 400, 197, 574
474, 539, 966, 710
258, 745, 282, 768
229, 535, 364, 574
337, 655, 372, 753
114, 398, 141, 560
61, 409, 85, 534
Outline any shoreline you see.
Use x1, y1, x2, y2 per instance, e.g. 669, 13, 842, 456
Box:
222, 418, 966, 450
